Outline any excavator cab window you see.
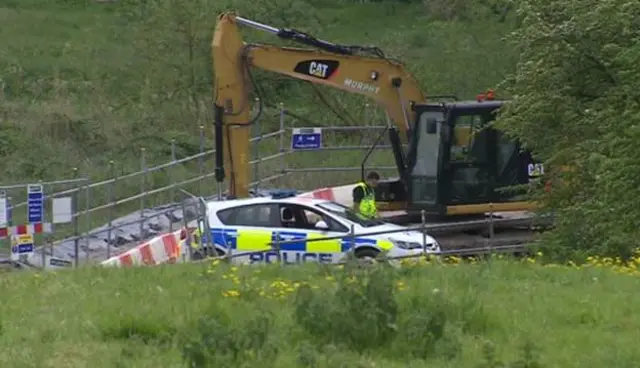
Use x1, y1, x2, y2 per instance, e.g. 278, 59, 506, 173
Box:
407, 101, 532, 215
449, 114, 487, 162
405, 106, 447, 214
444, 108, 494, 206
426, 118, 438, 134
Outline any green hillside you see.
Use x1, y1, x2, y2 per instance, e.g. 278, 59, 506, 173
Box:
0, 0, 516, 183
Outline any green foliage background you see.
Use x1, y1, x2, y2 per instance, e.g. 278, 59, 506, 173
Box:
497, 0, 640, 260
0, 0, 517, 179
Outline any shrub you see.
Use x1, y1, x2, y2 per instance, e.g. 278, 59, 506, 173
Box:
180, 304, 279, 367
294, 265, 490, 361
294, 266, 398, 352
391, 289, 479, 361
476, 340, 543, 368
100, 315, 176, 346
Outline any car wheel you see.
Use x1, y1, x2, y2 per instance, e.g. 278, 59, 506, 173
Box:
354, 248, 381, 265
192, 246, 224, 261
192, 250, 205, 261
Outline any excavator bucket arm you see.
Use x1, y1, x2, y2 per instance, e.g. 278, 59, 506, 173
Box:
212, 12, 425, 198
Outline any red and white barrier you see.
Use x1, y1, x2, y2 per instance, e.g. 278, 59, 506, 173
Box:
101, 228, 186, 267
0, 222, 52, 239
299, 183, 357, 207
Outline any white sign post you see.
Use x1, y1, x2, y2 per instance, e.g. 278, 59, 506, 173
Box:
0, 190, 7, 228
52, 197, 73, 224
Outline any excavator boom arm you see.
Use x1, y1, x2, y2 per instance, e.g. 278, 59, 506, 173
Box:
212, 12, 426, 198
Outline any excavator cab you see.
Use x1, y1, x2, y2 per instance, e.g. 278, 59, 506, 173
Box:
403, 99, 538, 216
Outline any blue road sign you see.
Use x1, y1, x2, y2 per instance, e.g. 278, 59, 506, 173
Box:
291, 128, 322, 150
27, 184, 44, 224
12, 244, 34, 254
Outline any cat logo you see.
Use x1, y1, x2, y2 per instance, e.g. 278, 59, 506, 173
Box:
309, 61, 329, 78
527, 163, 544, 178
293, 60, 339, 80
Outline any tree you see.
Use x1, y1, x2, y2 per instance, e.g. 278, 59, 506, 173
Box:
497, 0, 640, 260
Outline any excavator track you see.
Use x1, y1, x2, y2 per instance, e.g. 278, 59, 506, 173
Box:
435, 229, 536, 257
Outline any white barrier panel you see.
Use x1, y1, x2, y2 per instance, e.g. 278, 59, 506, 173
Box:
101, 228, 186, 267
299, 183, 357, 207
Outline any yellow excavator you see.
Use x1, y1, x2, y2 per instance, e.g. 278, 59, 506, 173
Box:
212, 12, 544, 219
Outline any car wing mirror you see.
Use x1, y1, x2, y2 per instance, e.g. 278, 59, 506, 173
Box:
315, 220, 329, 230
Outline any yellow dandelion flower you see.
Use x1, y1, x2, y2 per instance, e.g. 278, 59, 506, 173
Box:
222, 290, 240, 297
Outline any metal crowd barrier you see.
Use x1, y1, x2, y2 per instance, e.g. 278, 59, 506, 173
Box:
191, 209, 548, 264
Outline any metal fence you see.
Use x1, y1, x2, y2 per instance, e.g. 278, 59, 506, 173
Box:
249, 101, 401, 192
184, 209, 540, 266
0, 101, 402, 269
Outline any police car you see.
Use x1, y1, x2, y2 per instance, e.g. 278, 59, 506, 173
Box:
189, 193, 441, 265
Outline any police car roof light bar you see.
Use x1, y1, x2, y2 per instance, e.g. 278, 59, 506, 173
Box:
270, 190, 298, 199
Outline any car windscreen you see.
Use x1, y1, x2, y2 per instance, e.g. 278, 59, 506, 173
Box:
317, 202, 386, 228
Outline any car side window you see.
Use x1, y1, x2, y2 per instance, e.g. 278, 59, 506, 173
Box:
324, 215, 349, 233
216, 208, 233, 224
279, 204, 348, 233
216, 204, 280, 227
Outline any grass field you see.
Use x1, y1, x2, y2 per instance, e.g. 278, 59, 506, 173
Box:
0, 0, 515, 186
1, 257, 639, 367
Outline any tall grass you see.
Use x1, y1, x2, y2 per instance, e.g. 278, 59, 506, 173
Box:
1, 259, 639, 366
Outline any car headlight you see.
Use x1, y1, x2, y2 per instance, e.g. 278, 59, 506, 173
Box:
429, 241, 442, 253
389, 239, 423, 250
390, 238, 441, 252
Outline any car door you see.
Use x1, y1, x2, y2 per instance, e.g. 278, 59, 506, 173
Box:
214, 203, 280, 264
272, 203, 350, 264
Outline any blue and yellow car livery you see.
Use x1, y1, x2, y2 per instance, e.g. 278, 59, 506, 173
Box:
200, 227, 394, 264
